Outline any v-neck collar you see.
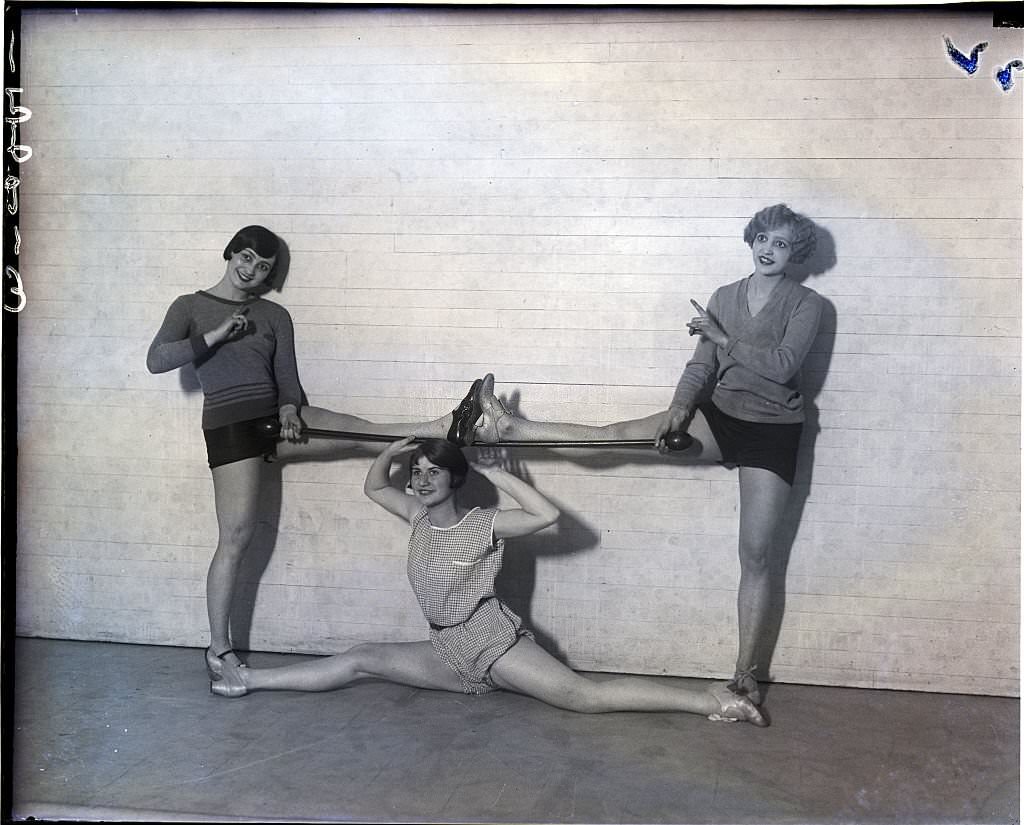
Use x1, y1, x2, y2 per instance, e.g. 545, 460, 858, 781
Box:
742, 275, 789, 320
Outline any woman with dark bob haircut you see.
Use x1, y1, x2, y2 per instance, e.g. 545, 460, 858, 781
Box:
147, 225, 488, 681
471, 203, 824, 710
209, 436, 766, 728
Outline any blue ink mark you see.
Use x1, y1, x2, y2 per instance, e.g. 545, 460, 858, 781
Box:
995, 60, 1024, 91
943, 36, 988, 74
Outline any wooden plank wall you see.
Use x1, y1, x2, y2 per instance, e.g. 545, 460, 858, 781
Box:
14, 6, 1021, 695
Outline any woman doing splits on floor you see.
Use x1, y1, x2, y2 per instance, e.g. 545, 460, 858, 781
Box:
146, 226, 488, 684
209, 437, 766, 726
472, 204, 824, 707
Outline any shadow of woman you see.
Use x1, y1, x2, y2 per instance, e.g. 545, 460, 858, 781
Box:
227, 443, 385, 657
460, 451, 602, 659
755, 224, 837, 698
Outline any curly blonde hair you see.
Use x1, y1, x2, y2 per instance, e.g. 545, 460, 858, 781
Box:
743, 204, 817, 264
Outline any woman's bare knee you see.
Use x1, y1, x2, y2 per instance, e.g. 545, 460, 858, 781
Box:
738, 540, 772, 573
346, 642, 382, 676
556, 679, 606, 714
216, 521, 257, 556
348, 642, 415, 680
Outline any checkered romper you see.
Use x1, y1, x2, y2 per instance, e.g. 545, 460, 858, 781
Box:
407, 506, 532, 694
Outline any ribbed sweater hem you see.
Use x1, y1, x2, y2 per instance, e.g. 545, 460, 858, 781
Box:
201, 390, 280, 431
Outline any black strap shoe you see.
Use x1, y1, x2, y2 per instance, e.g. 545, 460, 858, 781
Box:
447, 378, 483, 446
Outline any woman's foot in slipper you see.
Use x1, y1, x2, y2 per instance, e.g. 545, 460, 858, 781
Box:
446, 378, 484, 447
707, 682, 768, 727
210, 659, 249, 698
475, 373, 514, 444
205, 647, 246, 681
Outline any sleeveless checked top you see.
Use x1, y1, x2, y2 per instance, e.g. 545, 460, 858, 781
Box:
406, 507, 503, 628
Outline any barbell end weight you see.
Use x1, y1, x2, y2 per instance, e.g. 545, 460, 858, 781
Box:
663, 430, 693, 451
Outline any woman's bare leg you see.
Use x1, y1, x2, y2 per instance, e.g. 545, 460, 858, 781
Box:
231, 641, 465, 693
208, 457, 265, 663
490, 637, 720, 716
277, 375, 484, 461
302, 406, 451, 438
478, 375, 723, 459
734, 467, 792, 690
486, 409, 664, 443
275, 407, 450, 461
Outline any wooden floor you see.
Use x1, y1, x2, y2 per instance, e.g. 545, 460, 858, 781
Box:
10, 637, 1020, 824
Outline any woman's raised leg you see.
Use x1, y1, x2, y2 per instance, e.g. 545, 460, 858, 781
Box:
276, 378, 485, 461
732, 466, 792, 702
303, 406, 451, 439
274, 407, 443, 461
489, 637, 764, 724
214, 641, 466, 695
477, 375, 723, 459
208, 457, 265, 666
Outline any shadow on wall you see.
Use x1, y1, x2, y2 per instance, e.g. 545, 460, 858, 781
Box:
229, 443, 382, 656
759, 222, 838, 694
459, 457, 601, 659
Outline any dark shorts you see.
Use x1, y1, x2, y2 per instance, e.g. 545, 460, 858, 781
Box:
203, 416, 280, 469
699, 402, 803, 486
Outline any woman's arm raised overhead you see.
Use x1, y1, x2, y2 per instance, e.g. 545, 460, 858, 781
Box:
364, 437, 422, 522
471, 458, 559, 539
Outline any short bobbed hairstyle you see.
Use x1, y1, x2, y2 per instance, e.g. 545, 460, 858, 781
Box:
743, 204, 817, 264
223, 225, 282, 282
409, 438, 469, 489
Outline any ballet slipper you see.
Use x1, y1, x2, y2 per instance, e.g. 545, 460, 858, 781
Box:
474, 373, 513, 444
727, 665, 761, 706
210, 658, 249, 698
707, 682, 768, 727
447, 379, 484, 447
205, 647, 247, 681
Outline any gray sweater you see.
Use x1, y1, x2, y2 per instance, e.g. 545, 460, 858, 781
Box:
147, 291, 304, 430
671, 276, 823, 424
